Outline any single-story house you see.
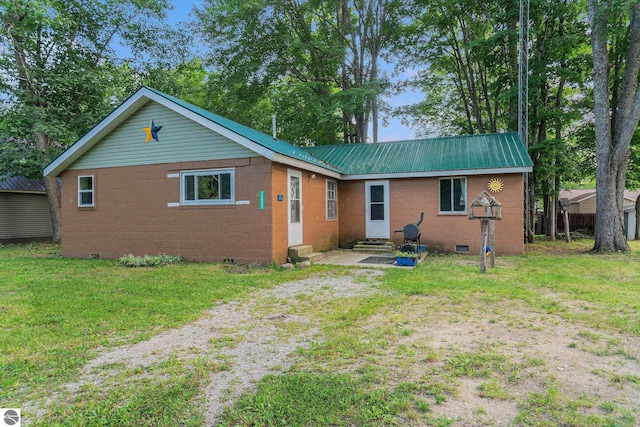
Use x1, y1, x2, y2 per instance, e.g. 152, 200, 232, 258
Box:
44, 86, 533, 264
559, 189, 640, 240
0, 175, 53, 243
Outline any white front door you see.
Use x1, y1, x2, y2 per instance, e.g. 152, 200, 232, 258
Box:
365, 180, 390, 239
288, 169, 303, 246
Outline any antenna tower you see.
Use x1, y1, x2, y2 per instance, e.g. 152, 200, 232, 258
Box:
519, 0, 531, 243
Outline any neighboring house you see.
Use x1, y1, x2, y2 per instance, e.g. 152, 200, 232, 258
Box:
559, 189, 640, 240
0, 175, 53, 243
44, 87, 533, 264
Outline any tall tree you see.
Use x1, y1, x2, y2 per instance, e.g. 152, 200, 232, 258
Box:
0, 0, 185, 242
197, 0, 344, 144
588, 0, 640, 252
335, 0, 397, 143
396, 0, 521, 135
196, 0, 399, 145
526, 0, 590, 238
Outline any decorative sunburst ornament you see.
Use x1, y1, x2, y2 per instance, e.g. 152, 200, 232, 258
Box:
488, 178, 504, 193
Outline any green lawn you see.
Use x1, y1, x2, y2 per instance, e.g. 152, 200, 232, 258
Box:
1, 240, 639, 426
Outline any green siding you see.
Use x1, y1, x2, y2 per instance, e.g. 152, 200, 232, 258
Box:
0, 193, 53, 239
70, 102, 257, 170
145, 87, 339, 172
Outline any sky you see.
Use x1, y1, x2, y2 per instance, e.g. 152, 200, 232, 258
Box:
166, 0, 421, 143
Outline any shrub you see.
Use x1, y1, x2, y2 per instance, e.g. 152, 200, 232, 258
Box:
118, 253, 183, 267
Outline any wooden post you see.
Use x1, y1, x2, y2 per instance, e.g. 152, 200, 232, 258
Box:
559, 198, 571, 243
563, 209, 571, 243
470, 190, 501, 273
488, 219, 495, 267
480, 219, 489, 273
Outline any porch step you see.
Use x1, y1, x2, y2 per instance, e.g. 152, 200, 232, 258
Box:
353, 240, 394, 253
299, 252, 324, 263
288, 245, 323, 264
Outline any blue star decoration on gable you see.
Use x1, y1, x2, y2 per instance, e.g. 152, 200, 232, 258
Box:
143, 120, 163, 143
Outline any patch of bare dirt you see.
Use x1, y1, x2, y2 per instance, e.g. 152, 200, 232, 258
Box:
27, 266, 639, 426
373, 296, 640, 425
32, 269, 384, 426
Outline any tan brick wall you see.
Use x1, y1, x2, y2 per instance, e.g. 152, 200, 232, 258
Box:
338, 174, 525, 255
337, 180, 366, 247
61, 157, 276, 263
271, 164, 289, 262
270, 164, 339, 263
61, 159, 524, 262
301, 172, 339, 252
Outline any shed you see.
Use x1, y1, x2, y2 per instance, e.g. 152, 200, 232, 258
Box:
0, 176, 53, 243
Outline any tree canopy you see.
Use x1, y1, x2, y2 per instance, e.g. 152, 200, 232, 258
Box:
0, 0, 189, 240
2, 0, 640, 248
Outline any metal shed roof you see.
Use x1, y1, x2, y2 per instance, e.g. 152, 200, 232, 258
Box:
0, 176, 47, 193
303, 132, 533, 178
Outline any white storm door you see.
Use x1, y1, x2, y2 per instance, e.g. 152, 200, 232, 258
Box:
365, 180, 390, 239
288, 169, 303, 246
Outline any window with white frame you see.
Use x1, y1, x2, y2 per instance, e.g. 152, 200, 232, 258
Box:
78, 175, 94, 207
181, 169, 235, 205
439, 177, 466, 213
326, 179, 337, 220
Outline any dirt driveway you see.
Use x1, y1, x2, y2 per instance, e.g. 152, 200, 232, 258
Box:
49, 266, 639, 425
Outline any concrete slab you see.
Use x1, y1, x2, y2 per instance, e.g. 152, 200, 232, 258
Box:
315, 249, 422, 268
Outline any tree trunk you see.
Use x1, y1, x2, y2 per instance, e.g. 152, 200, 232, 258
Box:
35, 132, 62, 242
44, 175, 62, 243
527, 171, 535, 243
549, 191, 556, 240
635, 195, 640, 241
588, 0, 640, 252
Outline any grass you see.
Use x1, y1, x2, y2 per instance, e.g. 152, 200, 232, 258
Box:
0, 244, 325, 416
1, 239, 639, 426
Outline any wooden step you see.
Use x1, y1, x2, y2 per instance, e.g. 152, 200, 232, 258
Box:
288, 245, 322, 264
353, 240, 394, 253
288, 245, 313, 258
298, 252, 323, 263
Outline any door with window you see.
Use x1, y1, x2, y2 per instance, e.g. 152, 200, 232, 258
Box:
288, 169, 303, 246
365, 180, 390, 238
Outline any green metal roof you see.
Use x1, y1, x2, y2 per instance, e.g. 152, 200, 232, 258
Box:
303, 132, 533, 177
45, 86, 531, 179
144, 87, 340, 173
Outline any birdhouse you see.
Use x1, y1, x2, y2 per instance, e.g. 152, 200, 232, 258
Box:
468, 190, 502, 220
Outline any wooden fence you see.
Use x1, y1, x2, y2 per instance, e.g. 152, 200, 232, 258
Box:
556, 213, 596, 234
537, 212, 596, 235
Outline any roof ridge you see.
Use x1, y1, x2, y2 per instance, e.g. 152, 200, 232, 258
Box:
304, 131, 519, 149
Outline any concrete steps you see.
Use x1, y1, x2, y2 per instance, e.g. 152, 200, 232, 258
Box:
352, 240, 394, 253
288, 245, 324, 264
